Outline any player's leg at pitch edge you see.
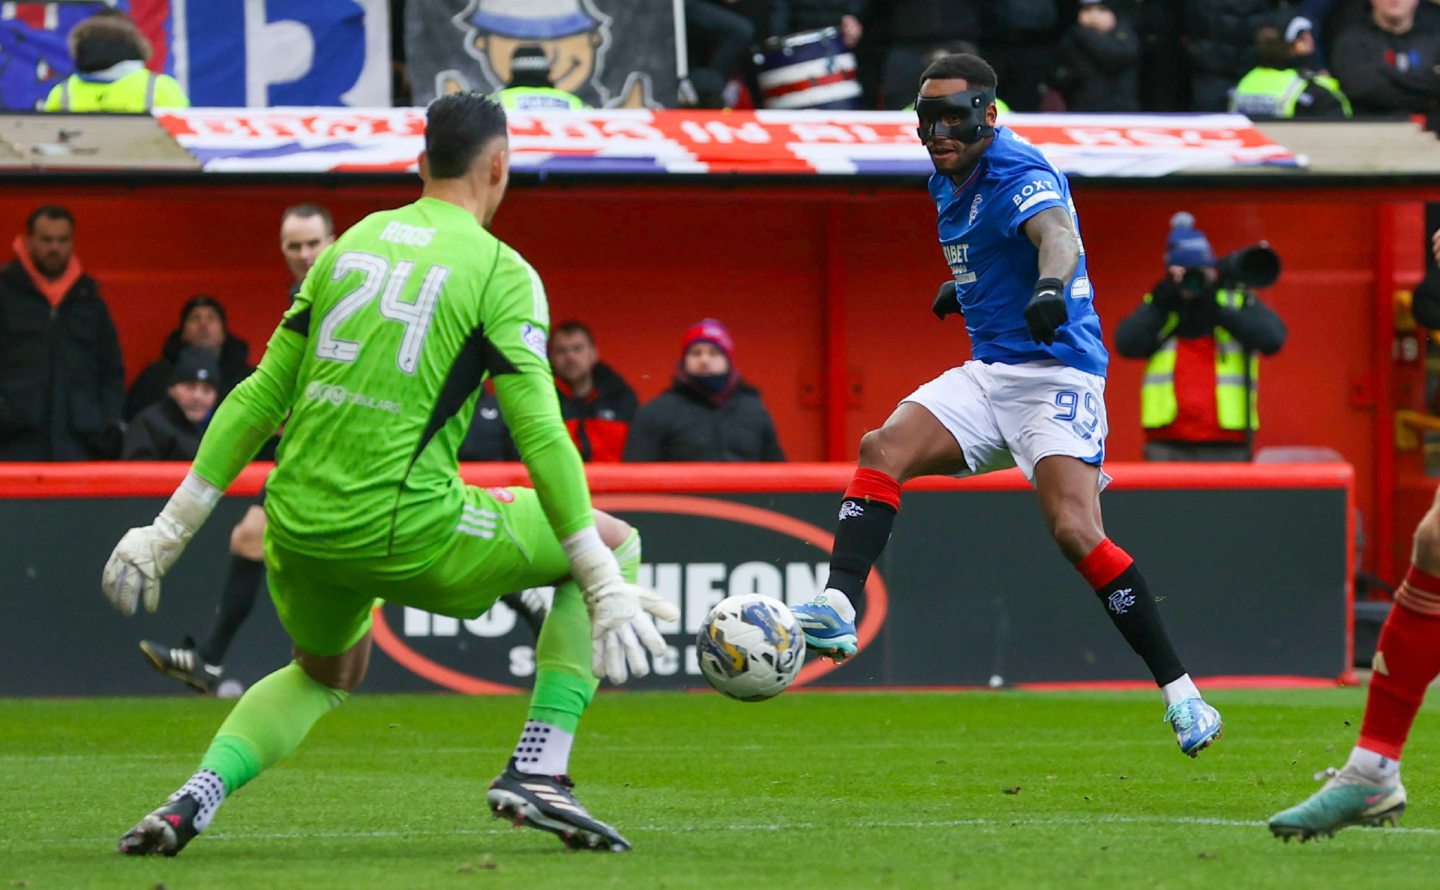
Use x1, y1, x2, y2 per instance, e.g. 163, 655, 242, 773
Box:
139, 637, 223, 694
1267, 764, 1407, 842
484, 525, 645, 852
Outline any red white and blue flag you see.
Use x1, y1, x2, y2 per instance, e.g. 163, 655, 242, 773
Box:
156, 108, 1302, 178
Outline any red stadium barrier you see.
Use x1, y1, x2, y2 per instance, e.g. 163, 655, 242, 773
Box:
0, 459, 1354, 497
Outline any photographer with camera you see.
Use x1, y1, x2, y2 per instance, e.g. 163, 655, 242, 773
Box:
1116, 212, 1287, 462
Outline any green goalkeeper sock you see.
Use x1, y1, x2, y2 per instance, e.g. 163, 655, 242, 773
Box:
518, 530, 641, 772
197, 661, 348, 794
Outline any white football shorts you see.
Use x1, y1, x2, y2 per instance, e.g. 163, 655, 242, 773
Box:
902, 360, 1111, 489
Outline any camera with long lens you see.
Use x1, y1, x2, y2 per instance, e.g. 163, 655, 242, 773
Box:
1215, 244, 1280, 288
1179, 244, 1281, 294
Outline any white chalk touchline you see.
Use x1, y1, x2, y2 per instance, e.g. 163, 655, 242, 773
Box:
188, 813, 1440, 841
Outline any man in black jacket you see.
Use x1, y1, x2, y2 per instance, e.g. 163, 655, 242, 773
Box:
1332, 0, 1440, 115
122, 346, 219, 461
623, 318, 785, 462
551, 321, 638, 462
1184, 0, 1275, 111
124, 295, 252, 420
0, 205, 124, 461
1056, 0, 1142, 112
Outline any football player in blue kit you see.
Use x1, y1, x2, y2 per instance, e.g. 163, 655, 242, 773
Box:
791, 53, 1223, 757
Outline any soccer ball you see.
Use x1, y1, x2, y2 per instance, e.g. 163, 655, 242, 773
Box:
695, 594, 806, 702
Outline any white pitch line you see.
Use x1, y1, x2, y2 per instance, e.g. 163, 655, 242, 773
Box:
166, 814, 1440, 842
9, 814, 1439, 851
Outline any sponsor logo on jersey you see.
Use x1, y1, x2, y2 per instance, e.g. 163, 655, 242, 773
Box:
942, 242, 977, 285
520, 322, 548, 360
303, 381, 403, 414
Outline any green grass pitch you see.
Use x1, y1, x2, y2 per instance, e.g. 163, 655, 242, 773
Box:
1, 688, 1436, 889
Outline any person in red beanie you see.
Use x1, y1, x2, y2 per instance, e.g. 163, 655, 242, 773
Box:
622, 318, 785, 462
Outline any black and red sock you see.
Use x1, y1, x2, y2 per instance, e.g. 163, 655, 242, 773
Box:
1076, 539, 1186, 686
825, 468, 901, 598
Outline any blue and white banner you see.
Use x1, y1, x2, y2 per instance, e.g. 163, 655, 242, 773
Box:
0, 1, 117, 110
0, 0, 388, 110
173, 0, 389, 107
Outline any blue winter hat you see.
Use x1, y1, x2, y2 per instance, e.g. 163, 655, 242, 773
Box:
1165, 211, 1215, 268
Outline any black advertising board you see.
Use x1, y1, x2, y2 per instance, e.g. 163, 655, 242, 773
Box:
0, 464, 1351, 697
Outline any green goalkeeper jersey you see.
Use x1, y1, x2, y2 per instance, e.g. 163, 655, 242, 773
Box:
191, 196, 594, 560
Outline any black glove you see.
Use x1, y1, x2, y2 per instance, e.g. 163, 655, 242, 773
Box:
931, 280, 961, 320
1150, 277, 1182, 313
1024, 278, 1068, 345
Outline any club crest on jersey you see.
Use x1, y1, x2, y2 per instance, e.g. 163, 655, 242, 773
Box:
520, 323, 548, 360
968, 194, 984, 225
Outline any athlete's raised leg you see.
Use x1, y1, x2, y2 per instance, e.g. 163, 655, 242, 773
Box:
796, 402, 968, 659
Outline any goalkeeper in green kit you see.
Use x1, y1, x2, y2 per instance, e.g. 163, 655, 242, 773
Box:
100, 93, 676, 855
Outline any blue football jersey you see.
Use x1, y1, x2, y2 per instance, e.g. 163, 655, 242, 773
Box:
929, 126, 1108, 377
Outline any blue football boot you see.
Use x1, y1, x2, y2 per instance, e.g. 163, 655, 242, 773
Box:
792, 590, 858, 661
1164, 697, 1223, 757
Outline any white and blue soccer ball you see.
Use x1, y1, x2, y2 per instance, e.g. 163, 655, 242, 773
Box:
696, 594, 805, 702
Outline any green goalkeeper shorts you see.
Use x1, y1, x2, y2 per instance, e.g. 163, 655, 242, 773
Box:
264, 485, 572, 656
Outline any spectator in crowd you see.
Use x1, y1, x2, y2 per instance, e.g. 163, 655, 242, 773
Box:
770, 0, 865, 48
1115, 212, 1287, 462
494, 45, 590, 110
982, 0, 1063, 111
121, 347, 218, 461
1184, 0, 1275, 111
878, 1, 984, 109
624, 318, 785, 462
458, 381, 517, 461
551, 321, 638, 462
0, 205, 124, 461
1232, 11, 1352, 117
1331, 0, 1440, 114
1055, 0, 1142, 112
683, 0, 756, 107
1108, 0, 1190, 110
280, 203, 336, 291
43, 10, 188, 112
136, 202, 334, 694
123, 295, 253, 420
